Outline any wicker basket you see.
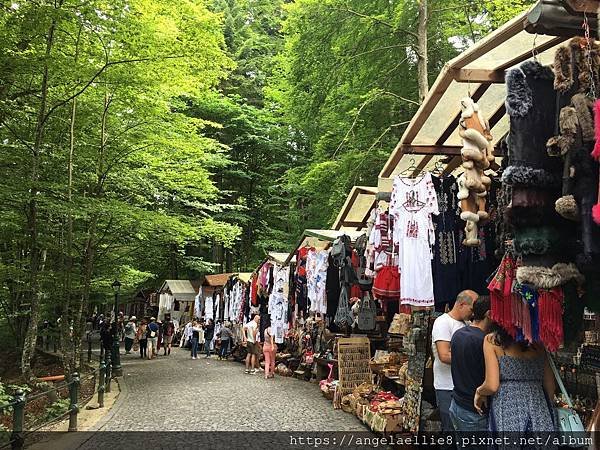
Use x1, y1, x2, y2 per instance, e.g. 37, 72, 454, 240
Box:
322, 389, 335, 401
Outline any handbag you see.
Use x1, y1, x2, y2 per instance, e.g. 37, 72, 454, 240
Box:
334, 285, 354, 328
357, 292, 376, 331
547, 352, 585, 444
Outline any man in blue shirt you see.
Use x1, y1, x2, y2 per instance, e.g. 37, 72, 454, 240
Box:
146, 317, 159, 360
449, 296, 492, 436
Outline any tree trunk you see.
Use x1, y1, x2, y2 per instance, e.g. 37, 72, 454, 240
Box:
416, 0, 429, 101
21, 15, 58, 381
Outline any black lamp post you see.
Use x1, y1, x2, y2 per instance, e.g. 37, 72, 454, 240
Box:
111, 280, 122, 377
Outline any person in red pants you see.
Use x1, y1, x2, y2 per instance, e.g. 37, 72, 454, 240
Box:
262, 317, 276, 379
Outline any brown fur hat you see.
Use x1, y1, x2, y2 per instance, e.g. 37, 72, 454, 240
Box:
571, 93, 595, 142
553, 46, 573, 92
555, 195, 580, 221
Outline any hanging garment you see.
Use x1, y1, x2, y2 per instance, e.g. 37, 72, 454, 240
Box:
204, 294, 214, 321
390, 172, 439, 307
307, 249, 329, 315
431, 174, 461, 309
194, 291, 202, 319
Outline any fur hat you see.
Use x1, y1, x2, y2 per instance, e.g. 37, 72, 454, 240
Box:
516, 263, 585, 289
547, 106, 578, 157
501, 165, 559, 188
555, 195, 580, 221
514, 227, 561, 255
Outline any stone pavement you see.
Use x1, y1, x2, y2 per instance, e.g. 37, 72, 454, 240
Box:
67, 347, 371, 449
94, 347, 365, 432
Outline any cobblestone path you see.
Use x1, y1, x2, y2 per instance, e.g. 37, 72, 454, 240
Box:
93, 347, 365, 433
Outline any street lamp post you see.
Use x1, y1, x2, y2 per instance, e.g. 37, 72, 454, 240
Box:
111, 280, 123, 377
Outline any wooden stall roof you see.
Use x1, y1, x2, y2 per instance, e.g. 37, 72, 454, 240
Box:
332, 186, 378, 231
202, 273, 235, 288
283, 229, 366, 265
159, 280, 197, 302
378, 6, 570, 190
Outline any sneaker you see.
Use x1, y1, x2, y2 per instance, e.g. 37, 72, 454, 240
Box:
244, 369, 250, 374
251, 369, 257, 374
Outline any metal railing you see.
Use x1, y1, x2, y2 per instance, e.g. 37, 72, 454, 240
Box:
0, 355, 114, 450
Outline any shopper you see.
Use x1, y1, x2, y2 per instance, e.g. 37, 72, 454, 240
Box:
162, 317, 175, 356
243, 313, 260, 374
203, 318, 215, 358
99, 320, 113, 358
431, 289, 477, 433
218, 321, 232, 360
146, 317, 159, 359
449, 297, 492, 436
124, 316, 137, 354
474, 326, 556, 437
191, 320, 201, 359
137, 320, 148, 359
262, 317, 276, 379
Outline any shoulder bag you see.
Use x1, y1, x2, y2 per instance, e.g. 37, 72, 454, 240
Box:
357, 291, 376, 331
547, 352, 585, 444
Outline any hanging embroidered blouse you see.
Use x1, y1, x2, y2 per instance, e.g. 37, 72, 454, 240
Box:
390, 172, 439, 307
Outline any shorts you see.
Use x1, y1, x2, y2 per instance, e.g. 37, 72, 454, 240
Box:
163, 335, 173, 345
247, 342, 260, 355
372, 265, 400, 300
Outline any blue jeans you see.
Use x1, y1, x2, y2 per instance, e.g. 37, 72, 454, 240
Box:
449, 398, 488, 449
190, 337, 198, 358
219, 339, 230, 358
436, 390, 454, 433
205, 338, 213, 356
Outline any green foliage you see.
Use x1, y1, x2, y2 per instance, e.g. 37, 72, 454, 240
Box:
40, 398, 70, 423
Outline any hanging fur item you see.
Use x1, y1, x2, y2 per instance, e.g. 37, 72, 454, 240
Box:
457, 97, 494, 247
516, 262, 585, 289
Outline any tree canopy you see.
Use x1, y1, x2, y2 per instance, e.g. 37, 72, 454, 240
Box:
0, 0, 534, 377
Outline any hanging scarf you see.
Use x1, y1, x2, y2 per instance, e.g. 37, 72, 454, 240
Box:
538, 287, 564, 352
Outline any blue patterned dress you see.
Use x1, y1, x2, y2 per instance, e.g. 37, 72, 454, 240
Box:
489, 355, 556, 449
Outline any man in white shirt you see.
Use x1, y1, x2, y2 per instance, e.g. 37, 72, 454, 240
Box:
431, 290, 478, 433
243, 313, 260, 374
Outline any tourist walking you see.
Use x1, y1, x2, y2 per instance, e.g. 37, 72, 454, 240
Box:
449, 297, 492, 438
243, 313, 260, 374
99, 320, 113, 359
431, 290, 477, 433
203, 318, 215, 358
191, 320, 201, 359
137, 320, 148, 359
218, 321, 232, 360
262, 317, 276, 379
124, 316, 137, 354
162, 317, 175, 355
146, 317, 159, 359
474, 326, 556, 446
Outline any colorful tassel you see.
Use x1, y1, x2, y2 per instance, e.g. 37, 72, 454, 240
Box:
593, 100, 600, 160
593, 203, 600, 225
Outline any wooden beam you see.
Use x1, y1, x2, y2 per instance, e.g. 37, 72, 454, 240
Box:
453, 68, 505, 83
411, 155, 433, 177
442, 156, 463, 176
450, 12, 527, 69
332, 187, 359, 230
402, 145, 463, 156
497, 35, 566, 71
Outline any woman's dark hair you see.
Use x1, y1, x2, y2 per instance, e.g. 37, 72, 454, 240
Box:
489, 322, 530, 351
264, 314, 271, 328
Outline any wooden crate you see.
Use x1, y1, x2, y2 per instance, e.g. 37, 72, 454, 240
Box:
337, 336, 372, 395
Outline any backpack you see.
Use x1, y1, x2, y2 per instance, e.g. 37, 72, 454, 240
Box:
331, 235, 352, 267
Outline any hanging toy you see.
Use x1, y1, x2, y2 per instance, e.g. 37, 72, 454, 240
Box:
457, 97, 494, 246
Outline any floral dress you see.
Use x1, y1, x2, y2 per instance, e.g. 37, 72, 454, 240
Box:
390, 172, 439, 306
